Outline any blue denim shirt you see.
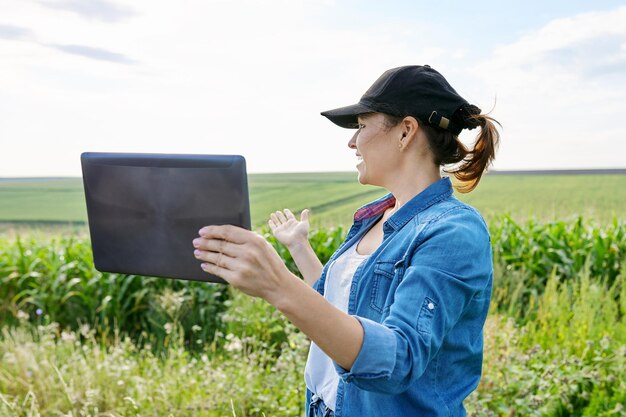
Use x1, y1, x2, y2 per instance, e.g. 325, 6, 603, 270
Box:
306, 177, 493, 417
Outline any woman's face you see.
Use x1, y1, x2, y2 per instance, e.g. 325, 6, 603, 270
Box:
348, 113, 403, 187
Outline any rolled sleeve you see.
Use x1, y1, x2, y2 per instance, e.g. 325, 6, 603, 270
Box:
333, 316, 397, 383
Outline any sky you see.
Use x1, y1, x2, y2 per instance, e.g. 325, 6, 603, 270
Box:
1, 0, 625, 176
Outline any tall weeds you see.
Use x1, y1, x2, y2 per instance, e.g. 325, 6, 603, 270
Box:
467, 265, 626, 416
1, 217, 625, 415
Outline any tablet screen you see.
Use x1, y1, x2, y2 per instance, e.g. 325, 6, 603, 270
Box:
81, 152, 250, 283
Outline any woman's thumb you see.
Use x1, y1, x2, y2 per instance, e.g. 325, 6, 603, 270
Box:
300, 209, 310, 222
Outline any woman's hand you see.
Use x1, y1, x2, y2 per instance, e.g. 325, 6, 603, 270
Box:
268, 208, 310, 249
193, 225, 295, 304
193, 226, 364, 372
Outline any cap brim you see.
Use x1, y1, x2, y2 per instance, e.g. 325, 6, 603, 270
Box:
320, 103, 375, 129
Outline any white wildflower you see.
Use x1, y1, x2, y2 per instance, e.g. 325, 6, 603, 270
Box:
224, 335, 242, 353
61, 331, 76, 342
79, 324, 91, 337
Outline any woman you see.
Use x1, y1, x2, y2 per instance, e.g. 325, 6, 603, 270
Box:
193, 65, 500, 417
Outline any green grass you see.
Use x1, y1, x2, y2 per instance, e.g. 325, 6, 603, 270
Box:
466, 269, 626, 417
2, 217, 623, 354
460, 174, 626, 223
1, 173, 625, 235
1, 172, 625, 416
1, 268, 623, 416
0, 179, 86, 223
0, 215, 625, 415
247, 172, 385, 228
0, 317, 308, 416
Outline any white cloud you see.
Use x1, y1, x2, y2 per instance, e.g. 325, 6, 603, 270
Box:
1, 1, 624, 177
36, 0, 136, 22
470, 6, 626, 170
1, 0, 459, 176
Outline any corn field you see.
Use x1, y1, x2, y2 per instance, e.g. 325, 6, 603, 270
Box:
0, 216, 625, 416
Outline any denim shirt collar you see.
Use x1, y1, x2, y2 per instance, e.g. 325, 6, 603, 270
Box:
354, 176, 454, 231
314, 177, 455, 297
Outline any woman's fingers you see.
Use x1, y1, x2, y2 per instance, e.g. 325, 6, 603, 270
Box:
193, 224, 290, 297
193, 237, 241, 257
269, 209, 300, 226
301, 209, 310, 222
200, 261, 236, 283
194, 249, 236, 270
284, 208, 296, 220
268, 218, 277, 231
275, 210, 287, 223
198, 225, 249, 244
195, 225, 253, 262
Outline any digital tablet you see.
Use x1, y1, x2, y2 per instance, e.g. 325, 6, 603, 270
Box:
81, 152, 251, 284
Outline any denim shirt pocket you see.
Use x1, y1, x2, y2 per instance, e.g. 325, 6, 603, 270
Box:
417, 297, 438, 341
370, 260, 398, 313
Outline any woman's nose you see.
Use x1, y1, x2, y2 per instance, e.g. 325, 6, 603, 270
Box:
347, 131, 358, 149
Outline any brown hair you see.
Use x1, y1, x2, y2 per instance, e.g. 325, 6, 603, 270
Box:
383, 111, 501, 193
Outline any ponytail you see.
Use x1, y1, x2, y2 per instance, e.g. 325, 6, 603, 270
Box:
447, 113, 501, 193
382, 110, 501, 193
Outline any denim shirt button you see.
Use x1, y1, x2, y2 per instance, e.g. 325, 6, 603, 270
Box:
427, 302, 435, 310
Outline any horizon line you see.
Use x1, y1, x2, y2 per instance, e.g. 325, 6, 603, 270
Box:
1, 167, 626, 181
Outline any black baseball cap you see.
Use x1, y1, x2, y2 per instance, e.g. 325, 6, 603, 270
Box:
321, 65, 479, 135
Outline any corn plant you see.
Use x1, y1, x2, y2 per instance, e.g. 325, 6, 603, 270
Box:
0, 236, 228, 354
490, 216, 625, 320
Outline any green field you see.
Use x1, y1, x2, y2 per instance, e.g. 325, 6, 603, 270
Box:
1, 218, 624, 416
1, 173, 625, 416
1, 173, 625, 235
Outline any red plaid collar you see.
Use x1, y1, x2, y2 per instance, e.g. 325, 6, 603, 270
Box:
354, 194, 396, 222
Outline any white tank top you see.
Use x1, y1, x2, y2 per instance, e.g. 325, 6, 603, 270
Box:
304, 239, 370, 411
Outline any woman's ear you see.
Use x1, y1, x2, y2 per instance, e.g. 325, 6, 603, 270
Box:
401, 116, 419, 142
